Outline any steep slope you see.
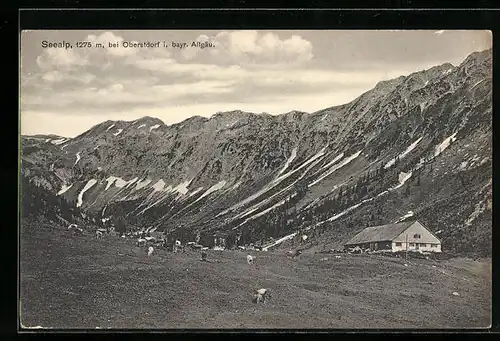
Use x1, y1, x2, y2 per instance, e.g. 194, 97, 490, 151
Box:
20, 49, 492, 255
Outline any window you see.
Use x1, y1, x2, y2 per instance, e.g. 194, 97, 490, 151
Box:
431, 244, 437, 248
395, 242, 402, 246
409, 243, 415, 247
414, 234, 421, 239
420, 243, 428, 247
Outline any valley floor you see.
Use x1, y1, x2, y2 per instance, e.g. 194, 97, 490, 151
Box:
20, 228, 491, 329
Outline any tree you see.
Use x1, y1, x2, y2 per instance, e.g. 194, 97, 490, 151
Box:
115, 215, 127, 235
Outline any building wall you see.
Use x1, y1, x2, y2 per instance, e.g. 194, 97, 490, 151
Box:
345, 241, 393, 251
392, 221, 442, 253
392, 241, 441, 253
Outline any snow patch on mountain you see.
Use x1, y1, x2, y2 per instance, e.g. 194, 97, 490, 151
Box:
152, 179, 166, 192
230, 181, 242, 191
104, 177, 117, 191
442, 68, 453, 76
77, 179, 97, 207
173, 179, 192, 195
231, 153, 325, 222
218, 146, 327, 217
137, 191, 173, 215
308, 150, 361, 188
321, 114, 328, 121
434, 132, 458, 157
173, 181, 226, 215
390, 171, 413, 191
57, 183, 73, 196
384, 137, 423, 169
394, 211, 415, 223
149, 124, 160, 131
106, 124, 115, 131
191, 181, 226, 205
471, 79, 486, 90
189, 187, 205, 197
113, 129, 123, 136
303, 198, 320, 211
134, 178, 152, 191
277, 147, 298, 176
305, 182, 406, 231
50, 138, 68, 146
329, 203, 362, 222
262, 232, 298, 251
74, 152, 81, 166
235, 193, 298, 230
320, 152, 344, 171
137, 124, 146, 129
105, 176, 138, 191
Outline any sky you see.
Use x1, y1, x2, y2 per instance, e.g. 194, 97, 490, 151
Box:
20, 30, 492, 137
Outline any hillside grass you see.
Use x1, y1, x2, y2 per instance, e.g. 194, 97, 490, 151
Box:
20, 227, 491, 329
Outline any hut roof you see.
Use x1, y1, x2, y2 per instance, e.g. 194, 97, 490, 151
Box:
344, 220, 416, 245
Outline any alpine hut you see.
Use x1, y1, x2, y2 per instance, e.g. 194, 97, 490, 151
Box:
343, 220, 442, 253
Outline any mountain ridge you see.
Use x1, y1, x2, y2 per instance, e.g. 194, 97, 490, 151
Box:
21, 48, 492, 255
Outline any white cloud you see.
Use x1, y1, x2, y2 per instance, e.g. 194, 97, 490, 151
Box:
435, 30, 446, 35
41, 70, 96, 84
182, 30, 314, 64
87, 31, 138, 58
36, 48, 88, 70
23, 79, 236, 109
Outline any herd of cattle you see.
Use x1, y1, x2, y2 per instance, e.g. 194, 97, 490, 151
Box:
66, 224, 315, 304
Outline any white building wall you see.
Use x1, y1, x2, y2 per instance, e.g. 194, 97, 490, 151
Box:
392, 241, 441, 253
391, 221, 442, 253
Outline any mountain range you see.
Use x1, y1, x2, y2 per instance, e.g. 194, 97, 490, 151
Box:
20, 48, 492, 256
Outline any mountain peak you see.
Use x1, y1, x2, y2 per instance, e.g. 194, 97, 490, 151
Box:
132, 116, 165, 126
374, 76, 407, 92
213, 110, 254, 117
460, 48, 492, 68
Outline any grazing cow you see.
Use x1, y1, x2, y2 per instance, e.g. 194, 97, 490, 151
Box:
173, 240, 182, 253
252, 288, 271, 304
68, 223, 77, 230
349, 246, 361, 254
246, 255, 255, 265
137, 238, 147, 247
147, 246, 154, 256
96, 230, 103, 239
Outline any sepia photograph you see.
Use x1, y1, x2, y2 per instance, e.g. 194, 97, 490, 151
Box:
19, 29, 492, 329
